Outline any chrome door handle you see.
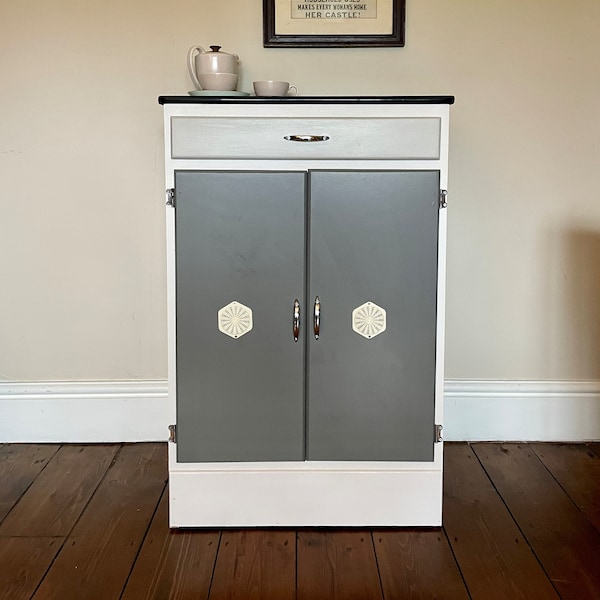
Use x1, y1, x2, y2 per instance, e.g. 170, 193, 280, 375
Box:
293, 299, 300, 342
313, 296, 320, 340
284, 135, 330, 143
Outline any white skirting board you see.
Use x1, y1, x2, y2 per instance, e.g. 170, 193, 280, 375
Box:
0, 379, 599, 443
0, 381, 168, 443
444, 380, 600, 442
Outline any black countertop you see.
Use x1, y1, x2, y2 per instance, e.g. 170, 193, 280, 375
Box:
158, 95, 455, 105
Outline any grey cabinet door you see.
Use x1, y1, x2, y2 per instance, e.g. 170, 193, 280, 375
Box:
307, 171, 440, 461
175, 171, 306, 462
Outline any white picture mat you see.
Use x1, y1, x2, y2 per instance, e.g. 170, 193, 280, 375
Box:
275, 0, 394, 35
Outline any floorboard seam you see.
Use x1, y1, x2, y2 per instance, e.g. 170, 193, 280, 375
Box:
441, 524, 473, 600
205, 529, 224, 600
369, 530, 386, 600
0, 443, 62, 528
531, 443, 600, 537
118, 479, 168, 600
295, 529, 299, 599
469, 442, 562, 600
29, 444, 125, 599
589, 443, 600, 460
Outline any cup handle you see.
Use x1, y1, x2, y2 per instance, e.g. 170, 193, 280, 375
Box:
187, 46, 204, 90
288, 85, 299, 97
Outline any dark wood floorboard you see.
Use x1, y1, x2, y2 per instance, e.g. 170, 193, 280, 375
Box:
121, 488, 220, 600
443, 443, 559, 599
0, 444, 59, 523
532, 442, 600, 532
0, 444, 118, 536
297, 530, 382, 600
0, 537, 62, 600
32, 443, 167, 600
473, 443, 600, 600
210, 529, 296, 600
1, 441, 600, 599
590, 442, 600, 458
374, 529, 469, 599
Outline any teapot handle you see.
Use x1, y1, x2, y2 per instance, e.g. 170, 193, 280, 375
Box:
187, 45, 205, 90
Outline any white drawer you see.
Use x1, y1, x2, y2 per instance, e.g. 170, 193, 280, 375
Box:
170, 116, 441, 160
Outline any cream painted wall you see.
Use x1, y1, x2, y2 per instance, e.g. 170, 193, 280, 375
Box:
1, 0, 599, 381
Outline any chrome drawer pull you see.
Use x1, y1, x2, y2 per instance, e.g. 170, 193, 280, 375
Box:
284, 135, 330, 143
313, 296, 320, 340
293, 299, 300, 342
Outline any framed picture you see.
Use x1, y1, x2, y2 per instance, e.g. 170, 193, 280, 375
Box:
263, 0, 405, 47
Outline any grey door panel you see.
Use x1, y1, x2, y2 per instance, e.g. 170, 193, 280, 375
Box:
307, 171, 439, 461
175, 171, 306, 462
175, 169, 440, 464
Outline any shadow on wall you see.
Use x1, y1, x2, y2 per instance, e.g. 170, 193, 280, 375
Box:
546, 226, 600, 379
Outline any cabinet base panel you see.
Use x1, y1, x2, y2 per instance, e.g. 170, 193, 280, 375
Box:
168, 468, 442, 527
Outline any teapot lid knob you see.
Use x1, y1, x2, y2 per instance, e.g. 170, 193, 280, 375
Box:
209, 45, 222, 52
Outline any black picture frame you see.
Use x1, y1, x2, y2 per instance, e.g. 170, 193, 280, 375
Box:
263, 0, 405, 47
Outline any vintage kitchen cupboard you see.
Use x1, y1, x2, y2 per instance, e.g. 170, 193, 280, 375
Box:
159, 95, 453, 527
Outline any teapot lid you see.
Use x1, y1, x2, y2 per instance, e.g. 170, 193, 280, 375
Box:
204, 45, 238, 60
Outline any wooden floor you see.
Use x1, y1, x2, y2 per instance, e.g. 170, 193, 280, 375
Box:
1, 443, 599, 599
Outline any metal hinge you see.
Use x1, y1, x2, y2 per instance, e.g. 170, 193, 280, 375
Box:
166, 188, 175, 207
439, 189, 448, 209
434, 424, 443, 443
168, 424, 177, 443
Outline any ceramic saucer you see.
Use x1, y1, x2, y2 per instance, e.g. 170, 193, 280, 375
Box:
188, 90, 250, 97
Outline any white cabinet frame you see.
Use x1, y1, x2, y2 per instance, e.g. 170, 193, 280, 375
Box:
162, 98, 451, 527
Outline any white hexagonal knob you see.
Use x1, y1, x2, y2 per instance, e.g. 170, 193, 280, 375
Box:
218, 301, 253, 339
352, 301, 386, 339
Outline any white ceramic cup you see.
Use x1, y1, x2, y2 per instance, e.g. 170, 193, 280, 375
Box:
253, 80, 299, 97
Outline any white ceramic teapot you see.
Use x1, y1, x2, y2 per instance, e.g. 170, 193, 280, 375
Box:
187, 45, 239, 90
